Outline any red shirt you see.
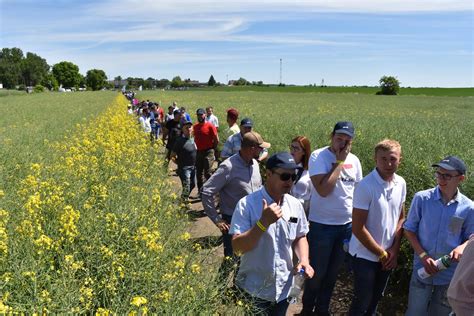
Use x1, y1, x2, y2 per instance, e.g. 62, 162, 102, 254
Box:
194, 122, 218, 150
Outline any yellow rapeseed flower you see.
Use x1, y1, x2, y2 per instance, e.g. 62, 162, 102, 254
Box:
95, 307, 112, 316
130, 296, 147, 307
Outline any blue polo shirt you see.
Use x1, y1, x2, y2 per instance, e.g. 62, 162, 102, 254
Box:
404, 186, 474, 285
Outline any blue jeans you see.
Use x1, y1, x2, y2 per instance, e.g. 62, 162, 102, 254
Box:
405, 272, 451, 316
349, 256, 391, 316
302, 221, 352, 314
177, 165, 195, 200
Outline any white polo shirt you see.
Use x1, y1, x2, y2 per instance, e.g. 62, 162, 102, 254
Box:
308, 146, 363, 225
349, 169, 406, 262
229, 187, 309, 302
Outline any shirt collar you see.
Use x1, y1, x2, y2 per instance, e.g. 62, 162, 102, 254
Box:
237, 153, 254, 166
373, 168, 399, 185
434, 186, 461, 203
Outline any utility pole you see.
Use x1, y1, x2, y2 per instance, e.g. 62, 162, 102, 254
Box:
279, 58, 282, 85
226, 74, 228, 85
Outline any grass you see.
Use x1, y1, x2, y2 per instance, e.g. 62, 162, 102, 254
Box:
0, 91, 116, 196
196, 85, 474, 97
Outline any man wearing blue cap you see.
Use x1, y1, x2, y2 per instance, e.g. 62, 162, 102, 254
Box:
404, 156, 474, 315
221, 118, 268, 162
230, 152, 314, 315
302, 121, 363, 315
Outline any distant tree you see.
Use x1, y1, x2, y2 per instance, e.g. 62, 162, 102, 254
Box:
79, 74, 86, 88
144, 77, 155, 90
378, 75, 400, 95
135, 77, 145, 89
171, 76, 183, 88
21, 52, 50, 86
156, 78, 170, 88
41, 73, 58, 91
33, 84, 44, 93
52, 61, 81, 88
126, 77, 134, 88
235, 77, 248, 86
0, 47, 24, 88
85, 69, 108, 91
208, 75, 216, 86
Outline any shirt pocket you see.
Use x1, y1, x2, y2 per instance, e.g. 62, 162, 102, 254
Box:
448, 216, 464, 235
447, 216, 464, 245
286, 222, 298, 241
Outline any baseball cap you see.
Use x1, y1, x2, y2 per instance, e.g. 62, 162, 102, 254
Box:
241, 131, 271, 149
432, 156, 466, 175
196, 108, 205, 115
173, 109, 182, 115
183, 120, 193, 126
266, 152, 299, 170
240, 118, 253, 127
333, 121, 355, 138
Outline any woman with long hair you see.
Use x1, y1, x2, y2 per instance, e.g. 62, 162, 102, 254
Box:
289, 136, 312, 215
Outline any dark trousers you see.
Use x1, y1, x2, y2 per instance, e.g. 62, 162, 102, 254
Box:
196, 148, 215, 192
302, 221, 352, 314
349, 256, 391, 316
221, 214, 234, 258
239, 289, 289, 316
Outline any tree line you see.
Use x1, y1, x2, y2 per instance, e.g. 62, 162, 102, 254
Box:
1, 47, 400, 94
0, 47, 108, 91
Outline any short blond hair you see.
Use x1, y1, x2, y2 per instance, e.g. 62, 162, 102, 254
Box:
374, 139, 402, 155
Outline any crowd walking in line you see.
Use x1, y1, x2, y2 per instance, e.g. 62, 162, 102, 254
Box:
124, 91, 473, 316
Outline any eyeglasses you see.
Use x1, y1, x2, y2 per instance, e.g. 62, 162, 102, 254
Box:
434, 171, 461, 181
273, 170, 297, 182
290, 144, 302, 152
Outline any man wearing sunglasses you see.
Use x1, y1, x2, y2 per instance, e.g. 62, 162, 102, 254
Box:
202, 131, 270, 260
230, 152, 314, 315
404, 156, 474, 315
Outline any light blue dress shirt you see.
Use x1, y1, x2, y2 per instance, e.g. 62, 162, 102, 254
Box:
404, 186, 474, 285
230, 187, 309, 302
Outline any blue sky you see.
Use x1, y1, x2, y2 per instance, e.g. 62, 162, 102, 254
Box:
1, 0, 472, 87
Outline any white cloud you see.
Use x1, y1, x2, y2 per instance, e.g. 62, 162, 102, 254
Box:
90, 0, 473, 18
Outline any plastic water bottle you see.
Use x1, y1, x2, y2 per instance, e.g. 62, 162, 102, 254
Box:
417, 255, 451, 279
343, 239, 350, 252
287, 268, 305, 304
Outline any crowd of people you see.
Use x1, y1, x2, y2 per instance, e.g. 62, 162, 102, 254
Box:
124, 92, 473, 316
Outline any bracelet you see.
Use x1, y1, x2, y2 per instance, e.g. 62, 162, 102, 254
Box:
336, 160, 344, 165
378, 251, 388, 261
419, 251, 428, 259
256, 220, 267, 232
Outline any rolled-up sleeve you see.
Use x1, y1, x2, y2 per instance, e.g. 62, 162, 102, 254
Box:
201, 164, 230, 223
229, 198, 252, 235
403, 193, 422, 233
220, 135, 234, 158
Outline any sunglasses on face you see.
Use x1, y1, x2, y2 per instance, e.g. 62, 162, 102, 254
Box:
434, 171, 461, 181
273, 170, 297, 182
